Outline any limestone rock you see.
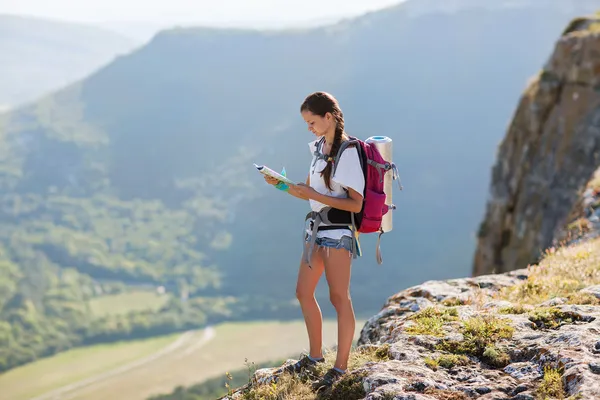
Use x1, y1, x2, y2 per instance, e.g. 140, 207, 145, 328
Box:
220, 269, 599, 399
473, 14, 600, 277
581, 285, 600, 299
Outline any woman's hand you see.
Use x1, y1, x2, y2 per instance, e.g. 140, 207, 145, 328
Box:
288, 182, 316, 199
264, 175, 280, 186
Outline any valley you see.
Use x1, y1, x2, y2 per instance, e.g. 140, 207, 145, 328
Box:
0, 320, 353, 400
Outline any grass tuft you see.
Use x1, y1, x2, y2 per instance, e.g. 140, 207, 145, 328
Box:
436, 314, 513, 368
496, 238, 600, 305
424, 354, 470, 371
498, 304, 530, 314
565, 291, 600, 305
404, 306, 459, 337
325, 371, 368, 400
240, 372, 314, 400
441, 297, 468, 307
527, 307, 592, 330
239, 343, 390, 400
481, 345, 511, 368
535, 365, 565, 400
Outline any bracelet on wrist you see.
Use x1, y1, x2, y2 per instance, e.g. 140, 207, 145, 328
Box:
275, 182, 289, 192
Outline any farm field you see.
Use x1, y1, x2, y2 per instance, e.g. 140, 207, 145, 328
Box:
0, 319, 361, 400
88, 290, 170, 317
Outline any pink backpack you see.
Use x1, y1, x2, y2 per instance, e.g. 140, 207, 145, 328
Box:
333, 136, 402, 235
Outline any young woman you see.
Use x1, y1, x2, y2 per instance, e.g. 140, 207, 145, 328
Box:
264, 91, 365, 391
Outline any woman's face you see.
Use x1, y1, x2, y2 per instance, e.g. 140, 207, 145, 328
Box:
301, 110, 333, 138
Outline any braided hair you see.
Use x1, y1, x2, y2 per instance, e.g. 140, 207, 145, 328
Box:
300, 91, 347, 191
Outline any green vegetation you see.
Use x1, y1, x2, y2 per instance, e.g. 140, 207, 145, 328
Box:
0, 232, 244, 374
234, 344, 389, 400
496, 241, 600, 306
565, 218, 593, 241
0, 168, 297, 372
441, 297, 468, 307
562, 17, 589, 35
424, 354, 470, 371
588, 20, 600, 33
561, 11, 600, 36
527, 307, 592, 330
89, 291, 170, 317
498, 304, 529, 314
436, 315, 514, 368
0, 90, 296, 372
405, 306, 459, 336
565, 291, 600, 305
536, 365, 565, 400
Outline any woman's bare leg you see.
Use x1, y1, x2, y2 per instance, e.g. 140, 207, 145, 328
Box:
323, 248, 355, 371
296, 243, 325, 358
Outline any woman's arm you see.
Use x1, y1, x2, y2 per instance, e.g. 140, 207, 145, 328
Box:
309, 187, 363, 213
290, 183, 363, 213
286, 175, 311, 200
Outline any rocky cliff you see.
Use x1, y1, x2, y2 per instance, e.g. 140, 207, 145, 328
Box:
220, 236, 600, 400
472, 14, 600, 277
217, 14, 600, 400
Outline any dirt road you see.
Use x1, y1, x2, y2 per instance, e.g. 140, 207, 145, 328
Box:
30, 327, 216, 400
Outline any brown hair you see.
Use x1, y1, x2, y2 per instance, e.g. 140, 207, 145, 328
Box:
300, 91, 347, 190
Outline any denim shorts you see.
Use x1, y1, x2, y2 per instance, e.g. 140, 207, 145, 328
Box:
304, 234, 354, 253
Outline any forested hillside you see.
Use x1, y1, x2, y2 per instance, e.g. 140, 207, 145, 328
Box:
1, 0, 598, 373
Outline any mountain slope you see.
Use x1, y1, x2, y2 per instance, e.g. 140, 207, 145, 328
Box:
0, 14, 137, 110
1, 0, 599, 374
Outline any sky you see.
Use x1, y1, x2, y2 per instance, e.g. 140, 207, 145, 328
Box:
0, 0, 403, 26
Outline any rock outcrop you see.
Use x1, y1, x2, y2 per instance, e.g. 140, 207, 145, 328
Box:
472, 14, 600, 277
220, 236, 600, 400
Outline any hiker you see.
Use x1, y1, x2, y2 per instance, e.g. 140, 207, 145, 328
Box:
263, 91, 365, 391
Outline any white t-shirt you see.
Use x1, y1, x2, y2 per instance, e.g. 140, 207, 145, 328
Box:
307, 138, 365, 239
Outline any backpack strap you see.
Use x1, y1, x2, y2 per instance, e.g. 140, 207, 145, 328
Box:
376, 230, 384, 265
391, 162, 403, 190
367, 159, 391, 184
331, 137, 361, 178
333, 138, 390, 184
311, 137, 327, 173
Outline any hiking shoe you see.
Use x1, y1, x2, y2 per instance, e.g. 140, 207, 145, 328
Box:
275, 354, 324, 377
311, 367, 345, 392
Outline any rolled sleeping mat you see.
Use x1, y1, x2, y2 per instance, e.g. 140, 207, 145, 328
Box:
365, 135, 394, 233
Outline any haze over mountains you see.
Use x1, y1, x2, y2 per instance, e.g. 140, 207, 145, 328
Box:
0, 14, 138, 110
1, 0, 599, 375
